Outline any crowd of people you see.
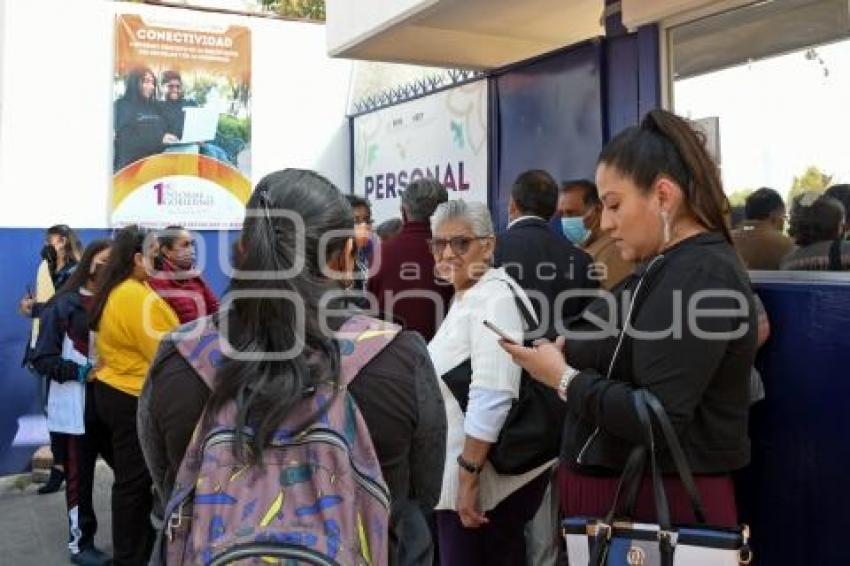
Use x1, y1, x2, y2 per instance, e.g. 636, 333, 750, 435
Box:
17, 109, 849, 566
730, 184, 850, 271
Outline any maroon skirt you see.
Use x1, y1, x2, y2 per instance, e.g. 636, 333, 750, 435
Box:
558, 465, 738, 528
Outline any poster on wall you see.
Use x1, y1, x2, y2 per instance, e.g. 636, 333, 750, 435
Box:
352, 80, 489, 224
112, 14, 252, 229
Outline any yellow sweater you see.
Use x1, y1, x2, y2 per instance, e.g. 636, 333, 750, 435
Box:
95, 279, 179, 397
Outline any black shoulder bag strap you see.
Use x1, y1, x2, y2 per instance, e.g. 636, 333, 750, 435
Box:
829, 238, 843, 271
498, 279, 539, 338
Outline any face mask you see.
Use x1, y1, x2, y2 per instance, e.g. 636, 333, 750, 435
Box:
173, 249, 195, 271
561, 216, 590, 245
41, 244, 58, 267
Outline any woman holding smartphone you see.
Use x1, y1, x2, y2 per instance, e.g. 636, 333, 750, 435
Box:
427, 199, 554, 565
500, 110, 757, 527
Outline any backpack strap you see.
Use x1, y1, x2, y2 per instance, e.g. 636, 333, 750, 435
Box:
172, 314, 401, 392
172, 315, 222, 390
333, 314, 401, 388
161, 315, 400, 557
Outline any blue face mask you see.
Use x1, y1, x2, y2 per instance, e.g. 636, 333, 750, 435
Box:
561, 216, 590, 245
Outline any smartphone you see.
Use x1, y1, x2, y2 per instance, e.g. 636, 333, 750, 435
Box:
483, 320, 518, 345
25, 284, 34, 299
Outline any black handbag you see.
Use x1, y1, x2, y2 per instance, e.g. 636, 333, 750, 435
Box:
563, 389, 753, 566
440, 280, 566, 475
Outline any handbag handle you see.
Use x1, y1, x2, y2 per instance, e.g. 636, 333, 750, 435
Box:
600, 390, 708, 528
598, 394, 669, 528
639, 390, 707, 524
590, 400, 670, 566
602, 444, 646, 524
634, 391, 673, 530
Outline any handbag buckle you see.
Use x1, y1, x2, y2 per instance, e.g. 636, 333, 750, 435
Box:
657, 529, 676, 552
591, 521, 612, 540
738, 524, 753, 565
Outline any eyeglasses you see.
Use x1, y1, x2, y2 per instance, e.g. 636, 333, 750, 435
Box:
427, 236, 489, 256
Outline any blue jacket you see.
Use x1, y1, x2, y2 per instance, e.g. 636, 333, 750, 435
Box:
31, 289, 91, 384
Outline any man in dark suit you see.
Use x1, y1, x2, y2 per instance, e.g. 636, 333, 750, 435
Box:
368, 179, 453, 341
494, 170, 596, 335
495, 170, 597, 566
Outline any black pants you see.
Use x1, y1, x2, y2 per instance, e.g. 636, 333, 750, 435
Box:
64, 433, 97, 553
94, 381, 154, 566
50, 431, 67, 469
52, 384, 113, 555
435, 472, 549, 566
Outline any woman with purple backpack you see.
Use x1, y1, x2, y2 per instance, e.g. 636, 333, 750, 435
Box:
138, 169, 447, 565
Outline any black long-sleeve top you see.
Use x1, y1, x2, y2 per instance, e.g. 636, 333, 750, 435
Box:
561, 232, 757, 475
138, 325, 446, 566
114, 98, 167, 171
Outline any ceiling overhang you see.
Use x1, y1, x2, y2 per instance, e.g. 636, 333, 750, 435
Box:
326, 0, 605, 70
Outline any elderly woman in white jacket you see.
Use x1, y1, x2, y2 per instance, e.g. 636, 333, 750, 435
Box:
427, 200, 553, 565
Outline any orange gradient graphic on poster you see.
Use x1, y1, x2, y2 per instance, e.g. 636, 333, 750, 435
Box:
113, 154, 252, 209
112, 13, 251, 229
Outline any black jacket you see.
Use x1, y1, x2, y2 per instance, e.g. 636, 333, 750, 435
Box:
114, 98, 167, 171
22, 262, 78, 368
562, 233, 757, 475
495, 217, 597, 331
31, 290, 91, 383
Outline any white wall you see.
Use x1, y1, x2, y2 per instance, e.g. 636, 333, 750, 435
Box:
0, 0, 352, 229
0, 0, 6, 148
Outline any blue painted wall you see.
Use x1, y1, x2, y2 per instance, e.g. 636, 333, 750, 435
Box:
491, 41, 606, 230
744, 279, 850, 565
0, 228, 236, 475
603, 26, 661, 141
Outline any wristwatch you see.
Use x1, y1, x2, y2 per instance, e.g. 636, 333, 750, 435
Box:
457, 454, 484, 475
557, 366, 580, 401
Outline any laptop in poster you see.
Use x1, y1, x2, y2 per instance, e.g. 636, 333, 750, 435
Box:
171, 106, 221, 144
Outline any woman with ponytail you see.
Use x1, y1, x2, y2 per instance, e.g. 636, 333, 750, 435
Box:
89, 225, 179, 565
139, 169, 446, 565
501, 109, 757, 526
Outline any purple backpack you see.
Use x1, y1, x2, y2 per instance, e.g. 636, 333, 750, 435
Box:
161, 314, 400, 565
